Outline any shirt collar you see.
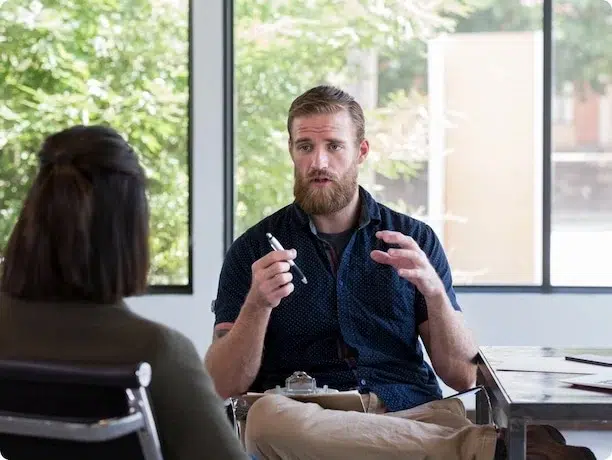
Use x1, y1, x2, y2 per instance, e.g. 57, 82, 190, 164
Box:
291, 186, 381, 232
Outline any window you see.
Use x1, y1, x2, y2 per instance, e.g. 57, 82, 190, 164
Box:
551, 0, 612, 287
232, 0, 612, 289
0, 0, 191, 289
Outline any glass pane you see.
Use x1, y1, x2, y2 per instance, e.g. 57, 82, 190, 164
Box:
0, 0, 190, 286
234, 1, 542, 285
551, 0, 612, 287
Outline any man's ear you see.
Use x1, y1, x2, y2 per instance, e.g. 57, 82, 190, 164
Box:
357, 139, 369, 164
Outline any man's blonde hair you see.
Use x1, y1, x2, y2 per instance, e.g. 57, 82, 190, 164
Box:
287, 85, 365, 145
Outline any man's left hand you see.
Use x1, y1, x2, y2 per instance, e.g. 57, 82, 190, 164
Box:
370, 230, 444, 300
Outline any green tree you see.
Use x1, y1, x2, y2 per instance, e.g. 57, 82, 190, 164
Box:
234, 0, 612, 239
234, 0, 483, 237
0, 0, 189, 285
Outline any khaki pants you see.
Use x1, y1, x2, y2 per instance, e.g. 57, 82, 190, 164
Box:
245, 394, 498, 460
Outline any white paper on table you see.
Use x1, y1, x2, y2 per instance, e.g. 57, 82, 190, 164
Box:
495, 356, 602, 374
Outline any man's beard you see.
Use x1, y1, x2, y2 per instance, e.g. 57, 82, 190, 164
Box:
293, 162, 358, 215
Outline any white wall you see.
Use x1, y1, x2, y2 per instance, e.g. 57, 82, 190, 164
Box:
127, 0, 612, 358
461, 293, 612, 347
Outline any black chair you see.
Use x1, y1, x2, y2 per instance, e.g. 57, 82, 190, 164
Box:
0, 360, 163, 460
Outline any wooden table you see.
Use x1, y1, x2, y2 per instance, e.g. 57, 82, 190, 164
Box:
476, 346, 612, 460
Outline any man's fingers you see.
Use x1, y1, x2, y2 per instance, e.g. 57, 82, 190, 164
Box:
255, 271, 294, 307
273, 271, 294, 288
398, 268, 421, 280
261, 272, 293, 295
264, 275, 295, 305
370, 248, 422, 268
247, 250, 297, 309
261, 261, 291, 280
388, 248, 424, 265
275, 281, 295, 299
252, 249, 296, 271
370, 250, 392, 265
375, 230, 419, 250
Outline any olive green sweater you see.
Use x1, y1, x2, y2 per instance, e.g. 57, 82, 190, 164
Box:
0, 293, 248, 460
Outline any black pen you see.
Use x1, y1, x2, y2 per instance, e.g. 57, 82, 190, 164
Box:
266, 233, 308, 284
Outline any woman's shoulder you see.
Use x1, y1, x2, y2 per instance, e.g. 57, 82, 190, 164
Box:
109, 306, 201, 367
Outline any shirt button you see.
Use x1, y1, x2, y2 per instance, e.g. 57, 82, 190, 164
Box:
360, 379, 366, 385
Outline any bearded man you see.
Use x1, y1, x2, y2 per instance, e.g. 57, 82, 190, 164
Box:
204, 86, 595, 460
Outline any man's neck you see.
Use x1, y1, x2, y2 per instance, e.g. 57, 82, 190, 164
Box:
311, 189, 361, 234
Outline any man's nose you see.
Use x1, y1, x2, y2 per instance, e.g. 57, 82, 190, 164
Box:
311, 148, 329, 169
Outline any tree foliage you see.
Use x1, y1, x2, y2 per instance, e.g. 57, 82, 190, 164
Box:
2, 0, 609, 286
234, 0, 612, 238
0, 0, 189, 285
234, 0, 482, 236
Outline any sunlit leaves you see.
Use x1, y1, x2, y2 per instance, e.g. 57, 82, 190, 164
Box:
0, 0, 189, 285
234, 0, 475, 236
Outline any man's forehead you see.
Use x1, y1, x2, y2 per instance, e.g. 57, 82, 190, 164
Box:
292, 112, 353, 137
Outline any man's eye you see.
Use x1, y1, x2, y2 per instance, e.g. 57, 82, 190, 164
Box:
329, 144, 342, 151
298, 144, 311, 152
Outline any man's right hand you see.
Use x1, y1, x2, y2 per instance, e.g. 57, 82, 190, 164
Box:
244, 249, 296, 309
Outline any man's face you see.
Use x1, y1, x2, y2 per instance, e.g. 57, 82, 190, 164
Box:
290, 110, 369, 215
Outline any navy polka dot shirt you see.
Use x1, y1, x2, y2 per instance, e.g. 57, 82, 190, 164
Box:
213, 187, 461, 411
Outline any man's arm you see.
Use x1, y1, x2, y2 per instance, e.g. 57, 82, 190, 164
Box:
204, 305, 272, 399
371, 229, 478, 392
205, 249, 297, 399
418, 301, 478, 391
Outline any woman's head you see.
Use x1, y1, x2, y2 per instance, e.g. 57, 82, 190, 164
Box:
1, 125, 149, 303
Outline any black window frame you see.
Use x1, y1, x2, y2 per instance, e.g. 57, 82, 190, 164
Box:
223, 0, 612, 294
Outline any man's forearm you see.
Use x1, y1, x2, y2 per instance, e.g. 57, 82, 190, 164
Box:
204, 304, 271, 399
425, 293, 478, 390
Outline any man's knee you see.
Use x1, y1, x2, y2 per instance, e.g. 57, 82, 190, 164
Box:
246, 395, 280, 443
245, 395, 300, 447
246, 394, 326, 450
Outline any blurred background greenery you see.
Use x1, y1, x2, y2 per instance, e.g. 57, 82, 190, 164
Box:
2, 0, 609, 285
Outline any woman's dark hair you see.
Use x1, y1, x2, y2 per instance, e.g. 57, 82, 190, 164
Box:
1, 125, 149, 303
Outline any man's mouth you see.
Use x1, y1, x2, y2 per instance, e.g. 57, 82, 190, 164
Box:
310, 177, 333, 184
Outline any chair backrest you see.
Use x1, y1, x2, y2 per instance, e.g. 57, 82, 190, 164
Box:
0, 360, 163, 460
